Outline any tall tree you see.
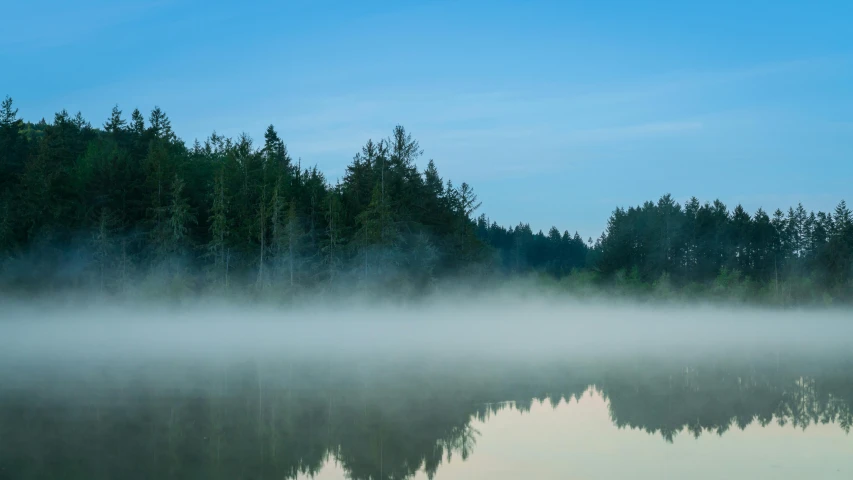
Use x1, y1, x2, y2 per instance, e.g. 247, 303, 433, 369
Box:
154, 174, 197, 258
91, 207, 117, 292
103, 105, 127, 134
207, 167, 230, 288
0, 96, 27, 193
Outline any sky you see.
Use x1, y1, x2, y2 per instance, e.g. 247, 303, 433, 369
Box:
3, 0, 852, 238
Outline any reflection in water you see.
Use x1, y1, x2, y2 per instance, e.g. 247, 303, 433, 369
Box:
1, 353, 852, 479
302, 390, 853, 480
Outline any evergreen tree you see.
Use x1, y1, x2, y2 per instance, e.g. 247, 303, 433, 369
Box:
355, 185, 396, 276
91, 207, 117, 292
277, 201, 304, 288
167, 174, 197, 254
0, 96, 27, 193
449, 182, 482, 260
207, 167, 230, 288
323, 189, 344, 284
144, 139, 173, 238
130, 108, 145, 135
103, 105, 127, 133
154, 174, 196, 258
0, 197, 13, 256
148, 106, 174, 140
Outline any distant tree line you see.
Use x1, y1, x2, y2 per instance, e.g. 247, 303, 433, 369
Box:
1, 96, 851, 301
589, 194, 853, 302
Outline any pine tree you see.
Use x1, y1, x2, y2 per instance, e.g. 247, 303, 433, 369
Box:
0, 96, 27, 193
751, 208, 775, 282
154, 174, 196, 259
130, 108, 145, 135
682, 197, 701, 274
824, 200, 853, 288
730, 204, 752, 274
91, 207, 117, 292
270, 177, 285, 281
421, 159, 448, 230
452, 182, 482, 260
356, 185, 393, 247
144, 140, 171, 237
0, 96, 17, 125
256, 169, 269, 289
207, 167, 230, 288
771, 208, 787, 293
283, 201, 302, 287
262, 124, 291, 175
72, 111, 91, 131
148, 106, 174, 140
796, 204, 812, 259
167, 174, 196, 252
17, 143, 54, 242
355, 185, 396, 276
324, 191, 343, 284
0, 197, 13, 256
114, 236, 133, 295
655, 194, 682, 277
103, 105, 127, 133
834, 200, 852, 236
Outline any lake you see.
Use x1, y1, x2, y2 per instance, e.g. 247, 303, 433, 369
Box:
2, 349, 852, 479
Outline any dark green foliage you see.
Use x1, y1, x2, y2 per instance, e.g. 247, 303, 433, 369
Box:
0, 101, 494, 295
0, 96, 850, 302
0, 96, 28, 196
476, 218, 588, 277
592, 195, 853, 302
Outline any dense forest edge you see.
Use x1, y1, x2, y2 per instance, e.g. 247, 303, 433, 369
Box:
0, 96, 851, 304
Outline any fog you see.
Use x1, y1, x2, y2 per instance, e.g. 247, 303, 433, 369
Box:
3, 293, 853, 480
2, 293, 851, 367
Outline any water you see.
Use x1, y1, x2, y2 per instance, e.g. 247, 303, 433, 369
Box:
2, 350, 852, 479
303, 389, 851, 480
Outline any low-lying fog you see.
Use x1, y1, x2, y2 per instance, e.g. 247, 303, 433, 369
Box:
2, 294, 851, 364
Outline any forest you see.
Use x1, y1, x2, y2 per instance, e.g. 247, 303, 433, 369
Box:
1, 96, 851, 303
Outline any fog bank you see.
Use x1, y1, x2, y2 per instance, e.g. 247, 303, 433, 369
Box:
2, 295, 851, 365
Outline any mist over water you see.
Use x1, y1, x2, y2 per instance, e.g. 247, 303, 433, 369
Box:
2, 295, 852, 365
2, 295, 852, 479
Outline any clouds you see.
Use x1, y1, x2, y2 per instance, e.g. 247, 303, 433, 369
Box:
267, 86, 706, 155
562, 121, 704, 144
257, 55, 842, 166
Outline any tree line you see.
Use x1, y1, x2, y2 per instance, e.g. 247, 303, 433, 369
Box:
590, 194, 853, 302
0, 97, 489, 296
0, 96, 851, 301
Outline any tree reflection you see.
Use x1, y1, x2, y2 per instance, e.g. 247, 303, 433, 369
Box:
1, 354, 852, 479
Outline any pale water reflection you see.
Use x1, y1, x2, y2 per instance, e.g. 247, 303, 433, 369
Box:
3, 352, 853, 479
302, 388, 853, 480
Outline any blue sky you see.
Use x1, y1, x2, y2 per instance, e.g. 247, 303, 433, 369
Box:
3, 0, 852, 238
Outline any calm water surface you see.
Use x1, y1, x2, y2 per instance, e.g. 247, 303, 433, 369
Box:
2, 351, 852, 479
